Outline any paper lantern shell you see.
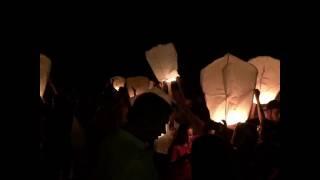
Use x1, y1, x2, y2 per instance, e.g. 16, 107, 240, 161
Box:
201, 54, 258, 126
249, 56, 280, 104
40, 54, 52, 98
111, 76, 125, 91
126, 76, 151, 98
145, 43, 179, 82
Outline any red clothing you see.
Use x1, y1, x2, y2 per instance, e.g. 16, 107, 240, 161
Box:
170, 144, 192, 180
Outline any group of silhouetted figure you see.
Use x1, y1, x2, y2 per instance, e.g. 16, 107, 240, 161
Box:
40, 80, 280, 180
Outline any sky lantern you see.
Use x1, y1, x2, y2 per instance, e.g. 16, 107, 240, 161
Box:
111, 76, 125, 91
145, 43, 179, 83
249, 56, 280, 104
276, 91, 280, 101
126, 76, 152, 98
201, 54, 258, 126
40, 54, 52, 99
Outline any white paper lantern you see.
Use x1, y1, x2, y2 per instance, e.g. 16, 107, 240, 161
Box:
40, 54, 52, 98
111, 76, 125, 91
126, 76, 151, 98
249, 56, 280, 104
145, 43, 179, 82
201, 54, 258, 126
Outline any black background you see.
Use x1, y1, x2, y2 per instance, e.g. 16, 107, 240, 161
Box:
40, 25, 287, 100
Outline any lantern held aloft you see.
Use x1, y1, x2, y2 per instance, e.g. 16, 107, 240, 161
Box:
249, 56, 280, 104
145, 43, 179, 83
201, 54, 258, 126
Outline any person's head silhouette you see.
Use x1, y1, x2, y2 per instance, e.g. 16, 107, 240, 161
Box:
126, 92, 173, 144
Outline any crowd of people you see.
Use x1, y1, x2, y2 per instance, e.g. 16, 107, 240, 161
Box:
40, 80, 280, 180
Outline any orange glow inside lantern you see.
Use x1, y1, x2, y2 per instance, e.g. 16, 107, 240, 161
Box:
201, 54, 258, 127
145, 43, 180, 83
111, 76, 125, 91
164, 76, 178, 83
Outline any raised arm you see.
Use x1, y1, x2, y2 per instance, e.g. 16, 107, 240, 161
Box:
254, 89, 265, 143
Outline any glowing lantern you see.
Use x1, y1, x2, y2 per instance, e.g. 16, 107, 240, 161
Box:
111, 76, 125, 91
126, 76, 151, 98
249, 56, 280, 104
201, 54, 258, 126
40, 54, 52, 98
145, 43, 179, 83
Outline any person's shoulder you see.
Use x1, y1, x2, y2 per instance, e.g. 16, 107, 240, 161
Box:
118, 130, 145, 150
119, 137, 158, 180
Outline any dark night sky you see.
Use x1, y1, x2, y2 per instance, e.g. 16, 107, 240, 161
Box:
40, 27, 286, 99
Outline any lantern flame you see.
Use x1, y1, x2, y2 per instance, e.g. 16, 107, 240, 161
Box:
145, 43, 179, 82
111, 76, 125, 91
165, 76, 178, 83
114, 86, 120, 91
209, 108, 248, 126
158, 133, 165, 138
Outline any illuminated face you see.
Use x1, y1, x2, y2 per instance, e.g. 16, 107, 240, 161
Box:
267, 108, 280, 122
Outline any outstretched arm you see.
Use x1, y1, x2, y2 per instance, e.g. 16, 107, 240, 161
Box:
254, 89, 265, 143
254, 89, 265, 122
